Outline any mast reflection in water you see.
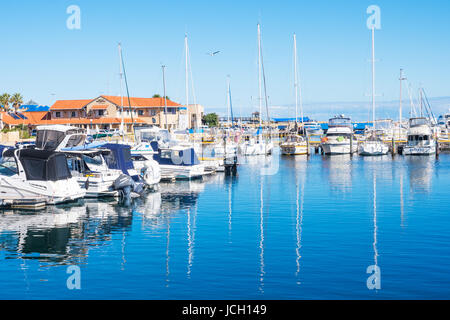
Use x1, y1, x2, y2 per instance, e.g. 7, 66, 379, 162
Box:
1, 154, 450, 299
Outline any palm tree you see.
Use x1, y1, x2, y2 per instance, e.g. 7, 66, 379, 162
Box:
10, 93, 24, 112
0, 93, 11, 111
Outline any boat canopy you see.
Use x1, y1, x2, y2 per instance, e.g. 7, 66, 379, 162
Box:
36, 129, 86, 151
101, 144, 134, 174
7, 149, 72, 181
154, 148, 200, 166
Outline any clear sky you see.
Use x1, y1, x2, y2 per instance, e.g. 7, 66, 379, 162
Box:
1, 0, 449, 117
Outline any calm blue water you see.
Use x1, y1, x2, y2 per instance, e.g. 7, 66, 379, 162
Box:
1, 152, 450, 300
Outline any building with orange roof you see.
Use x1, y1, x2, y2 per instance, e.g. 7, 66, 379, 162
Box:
0, 95, 204, 132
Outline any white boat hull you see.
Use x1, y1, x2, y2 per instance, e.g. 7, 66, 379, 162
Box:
280, 144, 308, 155
358, 142, 389, 156
322, 142, 357, 155
0, 177, 86, 206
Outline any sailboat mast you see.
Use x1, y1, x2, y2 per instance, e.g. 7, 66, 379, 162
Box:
399, 69, 404, 125
162, 65, 169, 130
257, 24, 263, 127
118, 43, 124, 133
185, 34, 189, 117
227, 76, 231, 126
293, 34, 299, 125
371, 27, 376, 130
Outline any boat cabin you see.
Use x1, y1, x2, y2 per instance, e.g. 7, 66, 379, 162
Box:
1, 149, 72, 182
154, 147, 201, 167
36, 125, 87, 151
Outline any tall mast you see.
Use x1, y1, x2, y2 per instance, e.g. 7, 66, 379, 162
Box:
227, 75, 231, 126
371, 27, 376, 130
118, 43, 124, 133
399, 69, 406, 125
257, 24, 263, 127
293, 33, 304, 125
185, 33, 189, 114
293, 33, 299, 125
162, 65, 169, 130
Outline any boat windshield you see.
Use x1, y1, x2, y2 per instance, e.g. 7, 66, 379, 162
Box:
66, 134, 86, 148
329, 117, 351, 127
0, 156, 18, 176
36, 130, 66, 150
139, 130, 170, 143
409, 118, 428, 127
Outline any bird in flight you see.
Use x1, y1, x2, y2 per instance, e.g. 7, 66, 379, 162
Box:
207, 51, 221, 56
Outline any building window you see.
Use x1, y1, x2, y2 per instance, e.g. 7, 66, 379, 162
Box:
165, 108, 177, 114
98, 110, 104, 116
55, 112, 61, 118
71, 111, 76, 118
138, 110, 144, 116
150, 110, 156, 116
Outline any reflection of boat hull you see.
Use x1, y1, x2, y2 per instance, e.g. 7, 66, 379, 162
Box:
322, 142, 357, 155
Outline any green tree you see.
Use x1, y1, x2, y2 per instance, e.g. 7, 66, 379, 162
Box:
152, 94, 161, 98
10, 93, 23, 112
203, 113, 219, 127
0, 93, 11, 111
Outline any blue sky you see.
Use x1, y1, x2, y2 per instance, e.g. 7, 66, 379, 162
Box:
1, 0, 449, 119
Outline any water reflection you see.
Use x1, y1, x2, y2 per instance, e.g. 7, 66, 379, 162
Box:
405, 156, 435, 193
321, 155, 353, 191
0, 174, 223, 266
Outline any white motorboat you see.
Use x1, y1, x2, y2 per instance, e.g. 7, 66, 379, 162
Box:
403, 117, 437, 155
35, 125, 87, 151
321, 115, 358, 155
0, 149, 86, 208
153, 146, 205, 180
65, 149, 135, 198
280, 134, 308, 155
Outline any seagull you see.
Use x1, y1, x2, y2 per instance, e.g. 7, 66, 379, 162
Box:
207, 51, 221, 56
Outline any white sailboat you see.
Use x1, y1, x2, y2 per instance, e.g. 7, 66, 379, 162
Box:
358, 26, 389, 156
239, 24, 273, 156
281, 33, 308, 156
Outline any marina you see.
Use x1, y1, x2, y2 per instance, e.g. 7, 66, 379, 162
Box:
1, 0, 450, 303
